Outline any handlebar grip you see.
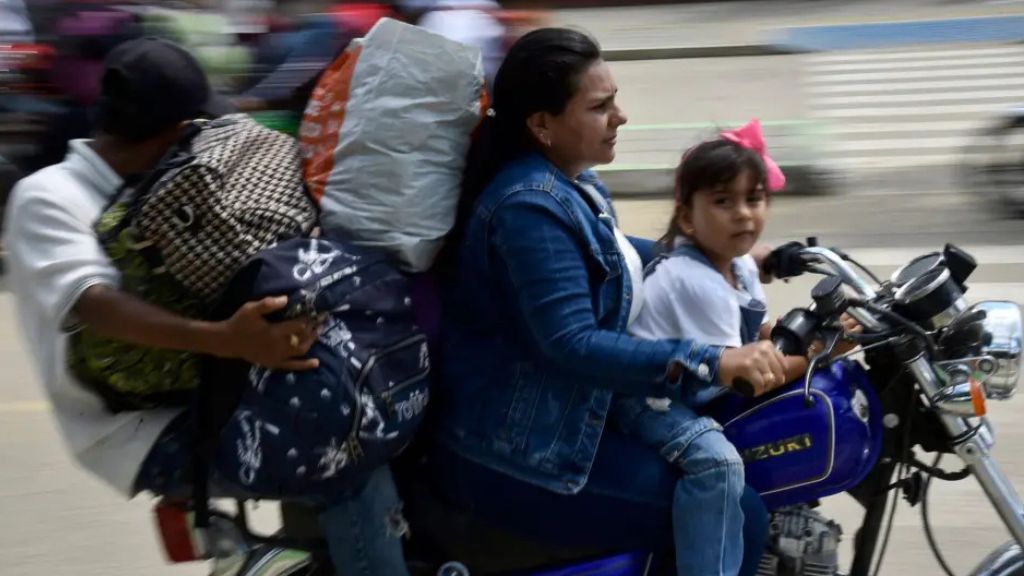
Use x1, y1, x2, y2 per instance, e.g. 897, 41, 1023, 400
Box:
732, 378, 757, 398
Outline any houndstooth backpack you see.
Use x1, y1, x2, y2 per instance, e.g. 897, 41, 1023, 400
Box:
68, 114, 318, 412
106, 113, 319, 303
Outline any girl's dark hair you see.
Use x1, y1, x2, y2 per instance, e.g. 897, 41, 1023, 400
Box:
459, 28, 602, 215
658, 138, 768, 249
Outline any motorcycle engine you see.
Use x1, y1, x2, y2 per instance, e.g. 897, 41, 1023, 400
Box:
756, 506, 842, 576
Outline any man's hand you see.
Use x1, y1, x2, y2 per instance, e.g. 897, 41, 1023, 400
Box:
231, 96, 269, 113
217, 296, 322, 371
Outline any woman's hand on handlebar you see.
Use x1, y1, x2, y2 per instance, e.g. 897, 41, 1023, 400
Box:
719, 341, 787, 397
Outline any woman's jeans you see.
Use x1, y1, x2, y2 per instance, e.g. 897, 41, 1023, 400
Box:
135, 413, 410, 576
432, 427, 768, 576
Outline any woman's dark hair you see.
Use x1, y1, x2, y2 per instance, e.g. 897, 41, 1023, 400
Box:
658, 138, 768, 249
440, 28, 603, 276
459, 28, 602, 213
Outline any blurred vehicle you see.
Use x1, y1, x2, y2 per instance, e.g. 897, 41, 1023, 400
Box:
962, 106, 1024, 217
0, 0, 34, 42
0, 41, 58, 233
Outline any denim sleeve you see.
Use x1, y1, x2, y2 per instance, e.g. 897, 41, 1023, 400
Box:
489, 191, 723, 398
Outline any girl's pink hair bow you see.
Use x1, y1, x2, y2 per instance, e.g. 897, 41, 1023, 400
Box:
720, 119, 787, 192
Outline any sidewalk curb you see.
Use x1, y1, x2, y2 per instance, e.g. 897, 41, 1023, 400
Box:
602, 43, 809, 61
599, 163, 835, 198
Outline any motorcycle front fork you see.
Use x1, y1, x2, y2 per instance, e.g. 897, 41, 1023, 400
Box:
848, 357, 1024, 576
907, 357, 1024, 547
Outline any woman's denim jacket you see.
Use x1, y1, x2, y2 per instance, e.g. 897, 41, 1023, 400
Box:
437, 153, 725, 495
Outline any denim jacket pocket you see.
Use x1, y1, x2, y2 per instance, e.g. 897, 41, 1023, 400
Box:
496, 362, 544, 454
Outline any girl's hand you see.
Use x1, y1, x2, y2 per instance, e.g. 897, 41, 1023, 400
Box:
750, 243, 775, 284
808, 314, 863, 358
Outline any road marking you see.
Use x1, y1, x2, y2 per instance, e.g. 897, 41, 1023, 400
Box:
808, 55, 1024, 73
830, 137, 968, 152
813, 89, 1024, 107
807, 78, 1024, 95
807, 66, 1024, 84
824, 121, 982, 134
806, 45, 1024, 64
816, 103, 1010, 118
0, 401, 49, 414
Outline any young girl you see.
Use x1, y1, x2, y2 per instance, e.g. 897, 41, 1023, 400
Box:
611, 119, 810, 576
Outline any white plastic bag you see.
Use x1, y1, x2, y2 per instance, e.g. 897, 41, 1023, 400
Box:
301, 18, 486, 272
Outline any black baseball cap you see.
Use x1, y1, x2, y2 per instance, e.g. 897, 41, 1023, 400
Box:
94, 37, 235, 139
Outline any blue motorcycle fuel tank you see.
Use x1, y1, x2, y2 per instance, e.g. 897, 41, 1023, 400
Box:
706, 360, 884, 510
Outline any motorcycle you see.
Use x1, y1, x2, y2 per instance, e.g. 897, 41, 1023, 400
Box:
151, 241, 1024, 576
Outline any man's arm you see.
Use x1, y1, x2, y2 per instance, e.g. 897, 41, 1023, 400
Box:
5, 189, 319, 371
75, 286, 320, 371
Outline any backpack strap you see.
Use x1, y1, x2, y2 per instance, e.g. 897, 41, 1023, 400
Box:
643, 242, 709, 278
96, 122, 205, 244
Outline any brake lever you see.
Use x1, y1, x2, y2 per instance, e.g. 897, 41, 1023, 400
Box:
803, 330, 842, 406
733, 328, 842, 402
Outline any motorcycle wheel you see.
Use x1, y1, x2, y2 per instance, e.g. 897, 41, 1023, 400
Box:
228, 546, 324, 576
227, 547, 442, 576
969, 541, 1024, 576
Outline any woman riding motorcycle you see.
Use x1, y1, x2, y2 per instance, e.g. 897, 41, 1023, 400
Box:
432, 27, 789, 576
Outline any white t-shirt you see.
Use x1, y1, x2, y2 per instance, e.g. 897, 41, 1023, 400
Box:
576, 182, 644, 324
630, 248, 766, 348
3, 140, 183, 496
630, 244, 766, 410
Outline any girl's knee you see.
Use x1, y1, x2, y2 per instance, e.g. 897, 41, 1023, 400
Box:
680, 430, 745, 480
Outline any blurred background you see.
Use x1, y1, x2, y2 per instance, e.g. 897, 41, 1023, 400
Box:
2, 0, 1024, 574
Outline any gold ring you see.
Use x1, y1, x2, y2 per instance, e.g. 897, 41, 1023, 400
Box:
289, 334, 300, 348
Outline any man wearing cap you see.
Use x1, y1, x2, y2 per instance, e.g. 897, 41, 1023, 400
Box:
3, 37, 409, 575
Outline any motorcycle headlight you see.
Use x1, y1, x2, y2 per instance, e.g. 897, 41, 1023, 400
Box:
975, 301, 1023, 399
